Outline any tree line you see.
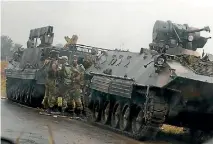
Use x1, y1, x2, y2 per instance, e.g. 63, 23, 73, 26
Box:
1, 35, 64, 61
1, 35, 22, 60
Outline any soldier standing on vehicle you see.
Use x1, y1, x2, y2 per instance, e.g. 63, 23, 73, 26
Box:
42, 50, 59, 114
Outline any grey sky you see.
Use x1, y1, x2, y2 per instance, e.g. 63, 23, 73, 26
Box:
1, 0, 213, 53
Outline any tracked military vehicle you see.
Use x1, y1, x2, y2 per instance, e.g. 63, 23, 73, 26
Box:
5, 21, 213, 142
4, 26, 114, 107
5, 26, 55, 107
84, 20, 213, 141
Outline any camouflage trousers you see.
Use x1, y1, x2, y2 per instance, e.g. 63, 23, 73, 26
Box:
57, 84, 71, 109
69, 88, 83, 111
61, 87, 83, 111
42, 79, 57, 108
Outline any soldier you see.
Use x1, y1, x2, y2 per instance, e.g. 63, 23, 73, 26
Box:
57, 56, 73, 115
69, 58, 84, 116
55, 56, 63, 111
78, 64, 86, 91
42, 50, 59, 113
82, 55, 93, 69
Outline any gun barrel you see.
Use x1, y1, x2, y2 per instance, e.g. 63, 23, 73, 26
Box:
187, 26, 210, 33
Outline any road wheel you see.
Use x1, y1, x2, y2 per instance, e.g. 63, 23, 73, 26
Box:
111, 101, 122, 128
101, 101, 110, 125
120, 103, 131, 131
132, 105, 144, 135
24, 86, 30, 104
92, 97, 102, 122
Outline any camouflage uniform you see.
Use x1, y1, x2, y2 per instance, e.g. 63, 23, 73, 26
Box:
69, 62, 85, 113
42, 50, 59, 112
59, 56, 74, 112
69, 67, 83, 112
56, 57, 64, 108
44, 78, 57, 108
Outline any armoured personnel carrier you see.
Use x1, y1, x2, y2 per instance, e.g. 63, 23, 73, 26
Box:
5, 26, 55, 107
4, 26, 113, 107
84, 20, 213, 141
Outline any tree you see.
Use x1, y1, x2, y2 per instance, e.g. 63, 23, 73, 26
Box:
1, 35, 13, 60
11, 43, 23, 52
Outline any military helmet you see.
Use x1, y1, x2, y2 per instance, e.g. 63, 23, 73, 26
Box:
49, 49, 59, 58
19, 47, 25, 51
61, 56, 68, 61
49, 49, 59, 54
73, 55, 78, 59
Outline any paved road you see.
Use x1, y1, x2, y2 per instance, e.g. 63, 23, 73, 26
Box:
1, 99, 176, 144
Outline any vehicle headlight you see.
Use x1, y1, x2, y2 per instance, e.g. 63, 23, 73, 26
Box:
188, 35, 194, 42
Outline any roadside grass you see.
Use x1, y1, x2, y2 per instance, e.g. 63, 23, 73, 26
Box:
161, 124, 184, 135
1, 75, 6, 97
1, 61, 8, 97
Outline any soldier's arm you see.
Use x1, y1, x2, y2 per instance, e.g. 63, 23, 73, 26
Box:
44, 59, 50, 65
42, 59, 49, 68
52, 62, 57, 72
80, 74, 85, 86
75, 75, 81, 81
72, 72, 81, 83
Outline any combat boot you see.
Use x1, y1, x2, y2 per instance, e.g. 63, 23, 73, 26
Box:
75, 109, 83, 117
61, 108, 68, 116
51, 106, 60, 115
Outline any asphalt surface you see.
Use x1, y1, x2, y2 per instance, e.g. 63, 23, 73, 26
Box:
1, 99, 180, 144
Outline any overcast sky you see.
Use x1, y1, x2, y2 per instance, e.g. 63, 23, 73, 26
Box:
1, 0, 213, 54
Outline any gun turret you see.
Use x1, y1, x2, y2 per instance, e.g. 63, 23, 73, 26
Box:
150, 20, 211, 52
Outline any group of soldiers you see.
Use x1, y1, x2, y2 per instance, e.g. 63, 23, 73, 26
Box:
41, 49, 85, 116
